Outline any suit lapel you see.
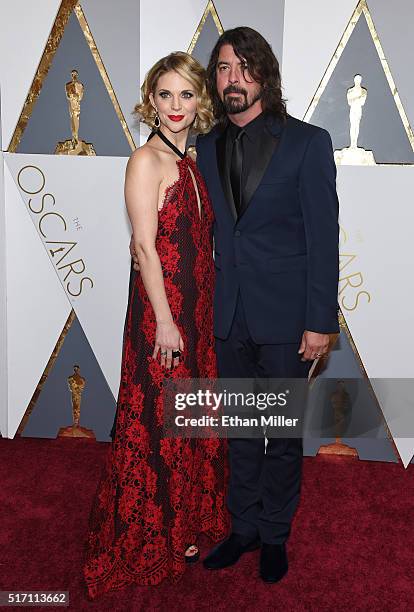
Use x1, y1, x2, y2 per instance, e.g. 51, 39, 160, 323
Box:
215, 129, 238, 222
238, 122, 280, 220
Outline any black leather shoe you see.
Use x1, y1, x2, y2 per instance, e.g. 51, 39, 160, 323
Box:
203, 533, 261, 570
260, 543, 288, 583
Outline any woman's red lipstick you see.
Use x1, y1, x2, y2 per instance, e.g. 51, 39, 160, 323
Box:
168, 115, 185, 122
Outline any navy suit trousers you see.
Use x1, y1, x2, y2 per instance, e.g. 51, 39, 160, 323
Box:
215, 291, 311, 545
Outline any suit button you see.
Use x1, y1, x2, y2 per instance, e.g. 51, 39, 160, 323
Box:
234, 230, 241, 237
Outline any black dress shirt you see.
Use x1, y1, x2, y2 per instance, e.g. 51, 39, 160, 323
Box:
226, 111, 268, 194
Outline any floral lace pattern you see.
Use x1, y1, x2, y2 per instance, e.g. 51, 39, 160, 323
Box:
83, 156, 229, 599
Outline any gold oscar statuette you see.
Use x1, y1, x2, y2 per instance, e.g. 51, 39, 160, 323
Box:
58, 364, 95, 438
318, 380, 358, 457
55, 69, 96, 155
334, 74, 376, 166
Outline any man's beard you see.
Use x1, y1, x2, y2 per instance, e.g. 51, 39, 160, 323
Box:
222, 85, 262, 114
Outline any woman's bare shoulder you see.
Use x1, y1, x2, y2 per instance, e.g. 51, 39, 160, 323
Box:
126, 144, 162, 186
128, 143, 159, 168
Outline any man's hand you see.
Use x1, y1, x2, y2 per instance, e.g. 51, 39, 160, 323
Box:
298, 330, 330, 361
129, 235, 140, 271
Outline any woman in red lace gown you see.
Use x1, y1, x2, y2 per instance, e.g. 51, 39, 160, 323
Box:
83, 53, 229, 599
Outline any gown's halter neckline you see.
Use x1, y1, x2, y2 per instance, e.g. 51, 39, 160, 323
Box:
150, 128, 187, 160
149, 128, 201, 219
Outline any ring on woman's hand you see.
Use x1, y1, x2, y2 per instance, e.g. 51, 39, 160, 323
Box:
316, 353, 322, 357
161, 350, 167, 356
172, 350, 181, 359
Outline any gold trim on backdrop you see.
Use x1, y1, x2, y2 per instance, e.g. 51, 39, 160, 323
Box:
8, 0, 78, 153
187, 0, 224, 55
303, 0, 414, 154
8, 0, 136, 153
75, 3, 136, 151
16, 310, 76, 435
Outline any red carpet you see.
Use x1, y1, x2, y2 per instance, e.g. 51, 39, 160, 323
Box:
0, 437, 413, 611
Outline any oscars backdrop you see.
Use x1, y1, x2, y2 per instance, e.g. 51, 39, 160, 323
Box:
0, 0, 413, 466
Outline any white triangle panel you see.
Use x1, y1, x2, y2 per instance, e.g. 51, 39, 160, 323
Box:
5, 153, 131, 401
4, 159, 72, 437
140, 0, 207, 93
337, 165, 414, 378
139, 0, 219, 144
337, 165, 414, 468
391, 439, 414, 468
370, 379, 414, 468
0, 0, 62, 150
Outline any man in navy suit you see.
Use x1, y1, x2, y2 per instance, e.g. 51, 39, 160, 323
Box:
197, 27, 339, 583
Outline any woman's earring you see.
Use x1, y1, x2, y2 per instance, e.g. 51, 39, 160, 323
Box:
154, 112, 160, 128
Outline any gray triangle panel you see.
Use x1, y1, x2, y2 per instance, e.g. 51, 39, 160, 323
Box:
303, 330, 397, 462
310, 15, 414, 164
17, 12, 131, 156
191, 12, 221, 69
21, 316, 116, 442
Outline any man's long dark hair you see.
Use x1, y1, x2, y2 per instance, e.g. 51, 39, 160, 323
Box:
206, 27, 287, 129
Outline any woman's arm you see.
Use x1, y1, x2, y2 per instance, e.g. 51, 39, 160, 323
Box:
125, 148, 184, 368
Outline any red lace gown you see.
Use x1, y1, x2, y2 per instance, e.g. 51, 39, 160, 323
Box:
83, 154, 229, 598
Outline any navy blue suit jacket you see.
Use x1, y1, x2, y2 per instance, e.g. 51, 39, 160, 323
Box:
196, 113, 340, 344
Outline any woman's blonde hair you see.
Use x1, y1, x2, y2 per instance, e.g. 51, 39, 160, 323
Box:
134, 51, 214, 134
